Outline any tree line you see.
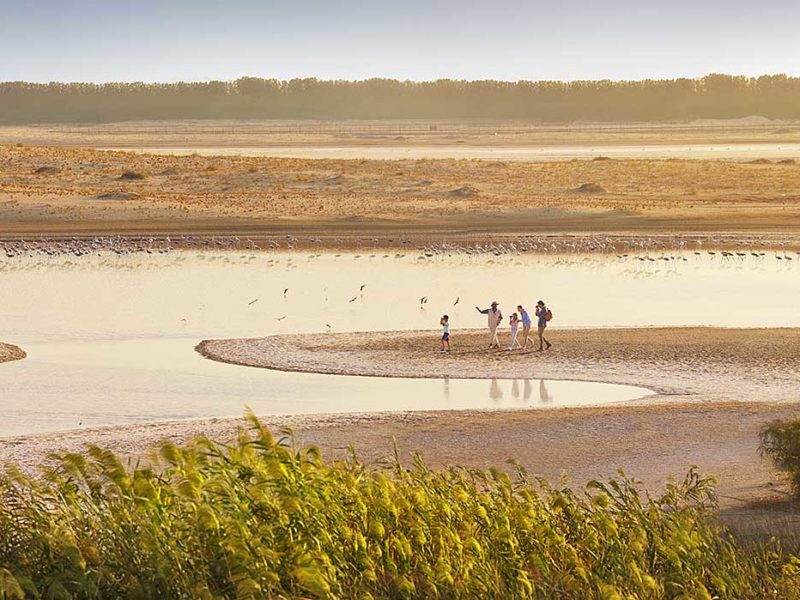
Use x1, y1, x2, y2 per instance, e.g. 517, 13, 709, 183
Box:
1, 74, 799, 124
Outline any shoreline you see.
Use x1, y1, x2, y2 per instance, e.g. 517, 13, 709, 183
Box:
0, 342, 25, 363
3, 232, 800, 256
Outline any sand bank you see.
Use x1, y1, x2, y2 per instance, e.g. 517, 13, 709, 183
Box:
198, 327, 800, 403
0, 342, 25, 363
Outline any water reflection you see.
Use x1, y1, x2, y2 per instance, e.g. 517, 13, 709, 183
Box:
487, 379, 555, 404
539, 379, 553, 404
6, 248, 790, 436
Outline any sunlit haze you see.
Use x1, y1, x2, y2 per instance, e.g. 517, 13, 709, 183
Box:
2, 0, 799, 82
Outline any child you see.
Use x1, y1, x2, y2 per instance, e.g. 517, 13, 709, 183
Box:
508, 313, 521, 350
440, 315, 451, 352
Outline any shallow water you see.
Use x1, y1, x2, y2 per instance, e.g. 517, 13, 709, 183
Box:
1, 249, 796, 437
108, 142, 800, 161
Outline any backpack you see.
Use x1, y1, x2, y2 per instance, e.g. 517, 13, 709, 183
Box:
545, 309, 553, 322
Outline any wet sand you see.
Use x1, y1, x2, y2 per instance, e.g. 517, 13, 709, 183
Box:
0, 342, 25, 363
198, 327, 800, 403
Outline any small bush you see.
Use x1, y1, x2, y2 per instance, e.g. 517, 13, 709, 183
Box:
760, 417, 800, 496
0, 414, 798, 599
118, 170, 145, 180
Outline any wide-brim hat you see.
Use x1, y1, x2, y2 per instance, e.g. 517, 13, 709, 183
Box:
491, 301, 499, 306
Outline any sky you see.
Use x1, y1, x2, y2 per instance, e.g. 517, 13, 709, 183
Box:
1, 0, 799, 83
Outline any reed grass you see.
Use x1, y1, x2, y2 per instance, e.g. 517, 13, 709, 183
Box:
1, 413, 799, 599
761, 417, 800, 498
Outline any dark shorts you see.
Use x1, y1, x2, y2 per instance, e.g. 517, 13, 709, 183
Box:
442, 332, 450, 341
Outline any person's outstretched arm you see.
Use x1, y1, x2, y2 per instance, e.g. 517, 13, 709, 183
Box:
476, 306, 488, 314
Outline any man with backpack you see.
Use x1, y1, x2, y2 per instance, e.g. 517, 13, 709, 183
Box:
534, 300, 553, 351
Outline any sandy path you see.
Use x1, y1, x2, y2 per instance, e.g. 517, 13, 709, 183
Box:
0, 342, 25, 363
198, 327, 800, 403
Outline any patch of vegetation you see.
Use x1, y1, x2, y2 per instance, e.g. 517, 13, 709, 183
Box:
761, 417, 800, 497
92, 191, 141, 201
1, 414, 799, 599
32, 166, 60, 175
118, 170, 145, 180
574, 182, 607, 193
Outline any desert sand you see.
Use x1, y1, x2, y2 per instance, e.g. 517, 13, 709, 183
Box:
2, 144, 800, 239
0, 342, 25, 363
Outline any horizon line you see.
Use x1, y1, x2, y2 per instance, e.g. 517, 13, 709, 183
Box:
3, 72, 799, 86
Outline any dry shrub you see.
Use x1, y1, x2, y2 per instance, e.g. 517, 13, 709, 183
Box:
118, 170, 145, 180
574, 183, 607, 193
32, 166, 60, 175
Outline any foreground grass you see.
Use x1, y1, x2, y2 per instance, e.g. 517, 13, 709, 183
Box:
1, 415, 799, 599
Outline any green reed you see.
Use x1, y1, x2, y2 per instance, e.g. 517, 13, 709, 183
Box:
1, 413, 799, 599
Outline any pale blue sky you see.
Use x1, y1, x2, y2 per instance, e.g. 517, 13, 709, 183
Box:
2, 0, 798, 82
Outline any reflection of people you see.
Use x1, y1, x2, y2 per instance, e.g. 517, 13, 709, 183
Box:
535, 300, 552, 351
523, 378, 532, 401
476, 302, 503, 348
517, 305, 532, 349
443, 376, 450, 400
439, 315, 451, 352
489, 378, 503, 401
508, 313, 521, 350
539, 379, 553, 403
511, 378, 520, 399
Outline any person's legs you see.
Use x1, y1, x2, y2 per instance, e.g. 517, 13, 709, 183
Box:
521, 325, 531, 348
509, 328, 519, 349
537, 326, 545, 350
490, 326, 499, 348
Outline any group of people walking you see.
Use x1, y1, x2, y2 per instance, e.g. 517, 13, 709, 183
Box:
439, 300, 552, 352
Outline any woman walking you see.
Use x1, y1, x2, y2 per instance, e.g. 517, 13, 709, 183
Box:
535, 300, 552, 351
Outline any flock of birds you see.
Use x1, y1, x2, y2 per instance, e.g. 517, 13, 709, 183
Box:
2, 233, 800, 261
0, 234, 411, 259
